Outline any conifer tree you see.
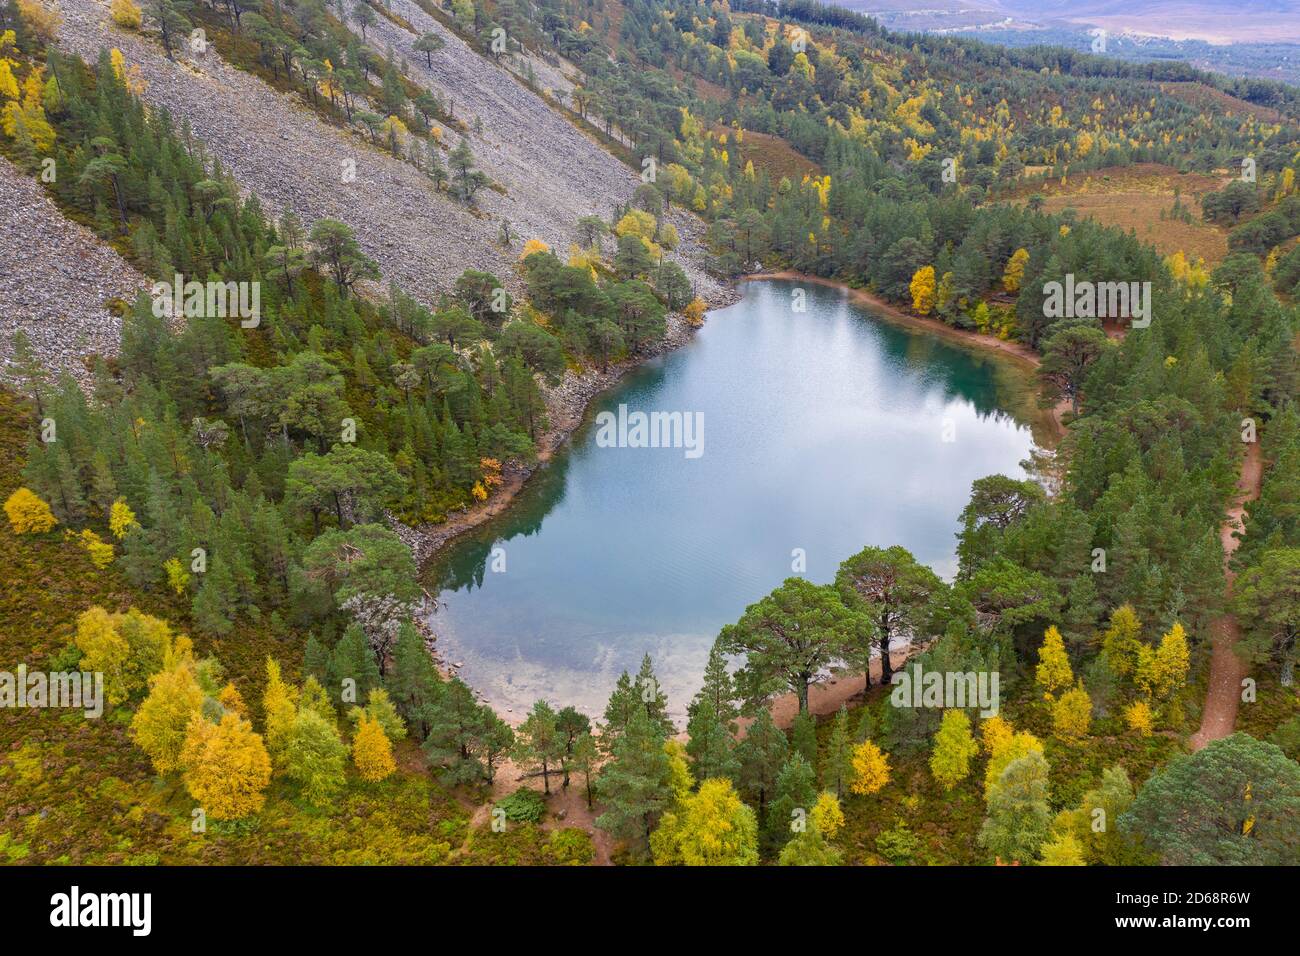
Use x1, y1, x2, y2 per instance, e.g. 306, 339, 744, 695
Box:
930, 708, 979, 790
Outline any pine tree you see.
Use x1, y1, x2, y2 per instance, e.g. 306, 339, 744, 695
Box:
820, 706, 855, 798
330, 623, 381, 705
595, 707, 672, 857
767, 752, 818, 849
790, 710, 818, 768
736, 707, 788, 825
685, 696, 739, 783
513, 699, 565, 794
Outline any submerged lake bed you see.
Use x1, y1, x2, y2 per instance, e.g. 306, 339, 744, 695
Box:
425, 279, 1045, 721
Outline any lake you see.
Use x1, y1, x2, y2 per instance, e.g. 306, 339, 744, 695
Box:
424, 278, 1045, 722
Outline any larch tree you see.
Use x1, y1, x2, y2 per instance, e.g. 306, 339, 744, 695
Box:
283, 706, 349, 806
1035, 625, 1073, 699
930, 709, 979, 790
849, 740, 890, 795
131, 660, 204, 775
353, 712, 396, 782
180, 712, 272, 820
650, 778, 759, 867
979, 750, 1053, 864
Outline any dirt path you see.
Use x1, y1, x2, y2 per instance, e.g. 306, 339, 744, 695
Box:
1189, 439, 1264, 751
754, 646, 920, 733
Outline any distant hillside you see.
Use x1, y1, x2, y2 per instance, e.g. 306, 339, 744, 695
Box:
842, 0, 1300, 76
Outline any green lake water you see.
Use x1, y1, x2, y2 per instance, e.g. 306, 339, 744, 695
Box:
425, 279, 1043, 721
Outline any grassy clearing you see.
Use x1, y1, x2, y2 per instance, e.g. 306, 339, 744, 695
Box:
1010, 163, 1232, 267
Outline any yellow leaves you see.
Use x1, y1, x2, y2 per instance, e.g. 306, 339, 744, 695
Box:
108, 498, 137, 539
1102, 604, 1144, 677
109, 0, 141, 29
684, 297, 708, 327
1136, 621, 1190, 702
0, 59, 18, 101
180, 712, 272, 820
614, 209, 658, 247
1035, 625, 1073, 699
1124, 699, 1154, 737
131, 659, 204, 775
353, 712, 396, 782
1164, 251, 1209, 293
1039, 831, 1086, 866
15, 0, 61, 44
109, 48, 146, 95
262, 657, 299, 770
651, 777, 758, 866
1052, 682, 1093, 739
470, 481, 488, 502
4, 487, 56, 534
1002, 247, 1029, 295
74, 606, 175, 704
77, 529, 114, 569
930, 709, 979, 789
519, 237, 550, 262
791, 51, 815, 82
74, 607, 130, 705
894, 93, 934, 136
980, 714, 1013, 755
1152, 622, 1190, 700
909, 265, 936, 316
849, 741, 890, 795
810, 792, 844, 838
163, 557, 190, 596
984, 729, 1043, 797
903, 136, 932, 162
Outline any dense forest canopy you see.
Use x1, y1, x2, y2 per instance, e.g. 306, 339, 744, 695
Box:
0, 0, 1297, 869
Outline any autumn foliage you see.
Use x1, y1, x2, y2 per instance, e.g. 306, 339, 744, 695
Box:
4, 487, 56, 533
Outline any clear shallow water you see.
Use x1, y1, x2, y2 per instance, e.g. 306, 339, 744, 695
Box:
425, 279, 1041, 721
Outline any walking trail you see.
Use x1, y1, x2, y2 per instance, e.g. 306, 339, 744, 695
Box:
1189, 439, 1264, 751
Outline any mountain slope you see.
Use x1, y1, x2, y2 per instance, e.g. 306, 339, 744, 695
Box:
0, 154, 148, 384
54, 0, 723, 305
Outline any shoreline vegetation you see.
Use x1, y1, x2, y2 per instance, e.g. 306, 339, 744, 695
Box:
409, 271, 1063, 728
404, 271, 1062, 570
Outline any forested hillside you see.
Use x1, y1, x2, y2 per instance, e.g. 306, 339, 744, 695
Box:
1, 0, 1298, 869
